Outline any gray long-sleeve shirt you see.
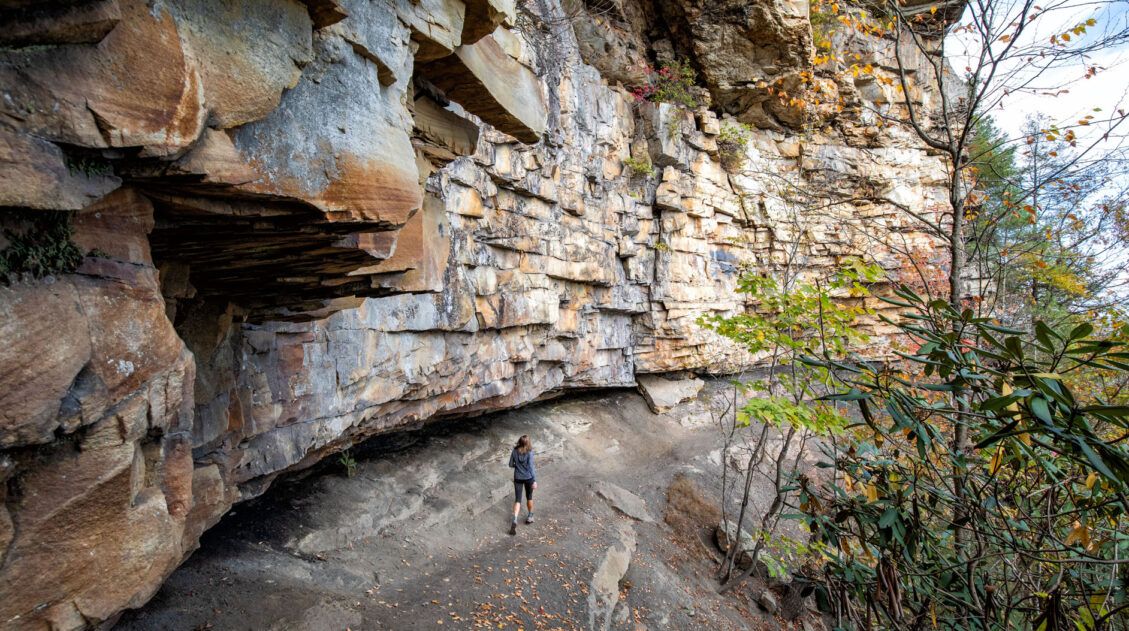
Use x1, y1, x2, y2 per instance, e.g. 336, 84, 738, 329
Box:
509, 448, 535, 481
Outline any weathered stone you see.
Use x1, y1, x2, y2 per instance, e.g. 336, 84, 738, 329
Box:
0, 0, 206, 155
413, 94, 482, 160
123, 128, 257, 185
396, 0, 465, 61
231, 29, 421, 227
636, 374, 704, 414
462, 0, 515, 43
334, 0, 405, 84
588, 523, 636, 631
758, 589, 780, 614
0, 0, 121, 47
0, 188, 195, 629
715, 520, 756, 570
0, 127, 121, 211
0, 0, 954, 627
299, 0, 348, 28
594, 481, 655, 522
660, 0, 812, 128
167, 0, 313, 129
421, 30, 548, 143
359, 192, 451, 293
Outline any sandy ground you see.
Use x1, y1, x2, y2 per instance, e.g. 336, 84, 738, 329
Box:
116, 384, 806, 631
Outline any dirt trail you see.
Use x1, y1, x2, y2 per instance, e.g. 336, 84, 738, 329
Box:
116, 385, 781, 630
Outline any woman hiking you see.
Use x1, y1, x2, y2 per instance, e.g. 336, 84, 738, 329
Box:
508, 435, 536, 535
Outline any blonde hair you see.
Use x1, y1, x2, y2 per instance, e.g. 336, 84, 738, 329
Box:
515, 435, 532, 454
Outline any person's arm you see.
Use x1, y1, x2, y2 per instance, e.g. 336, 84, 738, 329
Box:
508, 450, 515, 469
530, 453, 536, 488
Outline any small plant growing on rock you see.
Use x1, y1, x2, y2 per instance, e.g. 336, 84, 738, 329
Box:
0, 211, 84, 284
338, 449, 358, 478
716, 122, 752, 172
630, 59, 698, 109
622, 155, 655, 177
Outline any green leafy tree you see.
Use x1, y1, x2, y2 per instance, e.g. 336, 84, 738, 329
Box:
798, 289, 1129, 630
700, 259, 883, 590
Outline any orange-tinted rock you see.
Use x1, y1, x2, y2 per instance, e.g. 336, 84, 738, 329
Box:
0, 0, 206, 154
0, 280, 92, 447
121, 128, 257, 185
0, 188, 195, 630
361, 193, 451, 292
413, 94, 481, 161
0, 127, 121, 210
232, 31, 421, 228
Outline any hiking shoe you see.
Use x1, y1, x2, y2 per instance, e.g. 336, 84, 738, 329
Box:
508, 522, 517, 536
525, 514, 534, 524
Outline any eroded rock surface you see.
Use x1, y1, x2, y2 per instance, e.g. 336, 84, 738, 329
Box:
0, 0, 952, 627
636, 373, 705, 414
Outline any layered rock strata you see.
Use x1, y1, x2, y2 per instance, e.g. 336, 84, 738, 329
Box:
0, 0, 950, 627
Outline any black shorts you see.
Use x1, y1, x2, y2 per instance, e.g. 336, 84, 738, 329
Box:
514, 478, 534, 502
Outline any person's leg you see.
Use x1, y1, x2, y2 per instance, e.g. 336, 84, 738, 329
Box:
510, 481, 522, 534
524, 480, 534, 523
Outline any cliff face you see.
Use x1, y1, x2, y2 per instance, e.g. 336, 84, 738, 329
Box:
0, 0, 948, 627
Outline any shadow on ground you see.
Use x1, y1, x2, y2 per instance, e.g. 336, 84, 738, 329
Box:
116, 383, 785, 631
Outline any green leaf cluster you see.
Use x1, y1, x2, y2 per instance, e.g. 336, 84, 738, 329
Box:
798, 287, 1129, 630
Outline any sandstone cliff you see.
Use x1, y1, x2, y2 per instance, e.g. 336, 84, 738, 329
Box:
0, 0, 949, 627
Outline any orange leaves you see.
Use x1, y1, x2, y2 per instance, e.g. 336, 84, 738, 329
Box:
1052, 18, 1099, 47
1064, 520, 1093, 550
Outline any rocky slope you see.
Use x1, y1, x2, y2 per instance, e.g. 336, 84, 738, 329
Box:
0, 0, 950, 627
116, 384, 787, 631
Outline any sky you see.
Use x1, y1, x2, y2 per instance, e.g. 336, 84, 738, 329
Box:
947, 0, 1129, 145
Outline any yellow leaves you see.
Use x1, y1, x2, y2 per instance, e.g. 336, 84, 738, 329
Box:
865, 482, 879, 503
1086, 471, 1099, 490
930, 5, 938, 14
988, 446, 1005, 475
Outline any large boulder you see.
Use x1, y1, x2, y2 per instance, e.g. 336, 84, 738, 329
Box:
636, 374, 705, 413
